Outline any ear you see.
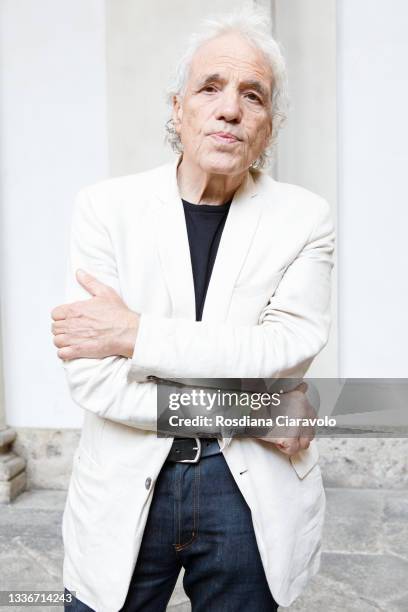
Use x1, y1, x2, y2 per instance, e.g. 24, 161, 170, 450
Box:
172, 94, 183, 134
266, 112, 273, 142
262, 115, 273, 151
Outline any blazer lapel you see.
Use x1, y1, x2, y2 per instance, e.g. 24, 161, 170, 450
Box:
201, 171, 260, 322
153, 156, 261, 322
154, 157, 196, 319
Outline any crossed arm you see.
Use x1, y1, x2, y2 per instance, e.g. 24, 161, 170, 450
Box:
51, 188, 335, 453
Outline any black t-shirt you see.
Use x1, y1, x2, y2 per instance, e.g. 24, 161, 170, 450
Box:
182, 198, 232, 321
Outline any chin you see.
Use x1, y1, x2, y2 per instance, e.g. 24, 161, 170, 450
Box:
199, 151, 248, 176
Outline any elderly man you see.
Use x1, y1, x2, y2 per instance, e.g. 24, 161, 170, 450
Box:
52, 9, 334, 612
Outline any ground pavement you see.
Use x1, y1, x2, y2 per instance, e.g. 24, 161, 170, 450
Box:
0, 487, 407, 611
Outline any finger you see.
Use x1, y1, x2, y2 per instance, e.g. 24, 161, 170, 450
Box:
256, 435, 285, 446
306, 426, 316, 441
300, 423, 316, 442
275, 439, 300, 456
52, 318, 93, 336
56, 339, 100, 360
53, 334, 68, 349
298, 436, 311, 450
52, 320, 68, 334
264, 436, 300, 454
51, 302, 85, 321
53, 334, 87, 349
272, 438, 289, 448
51, 305, 69, 321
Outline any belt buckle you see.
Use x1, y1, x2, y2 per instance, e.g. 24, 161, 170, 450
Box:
178, 437, 201, 463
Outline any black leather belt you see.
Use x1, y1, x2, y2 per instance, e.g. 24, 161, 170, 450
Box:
166, 437, 221, 463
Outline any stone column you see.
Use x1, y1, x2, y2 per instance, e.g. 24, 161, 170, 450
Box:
0, 307, 26, 503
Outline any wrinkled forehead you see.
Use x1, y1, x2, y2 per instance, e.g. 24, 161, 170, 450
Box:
187, 32, 273, 96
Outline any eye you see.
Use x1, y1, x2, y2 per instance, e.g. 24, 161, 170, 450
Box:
202, 85, 218, 93
245, 92, 262, 104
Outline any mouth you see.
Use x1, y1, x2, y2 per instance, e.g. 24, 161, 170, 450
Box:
210, 132, 241, 144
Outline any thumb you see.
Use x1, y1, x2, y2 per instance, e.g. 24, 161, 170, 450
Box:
76, 269, 111, 297
294, 382, 308, 394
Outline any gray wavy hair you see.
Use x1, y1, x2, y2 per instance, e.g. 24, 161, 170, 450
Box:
165, 5, 290, 170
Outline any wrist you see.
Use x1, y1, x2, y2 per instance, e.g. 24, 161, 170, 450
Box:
120, 310, 140, 359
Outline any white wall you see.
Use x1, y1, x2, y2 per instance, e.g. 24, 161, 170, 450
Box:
0, 0, 109, 427
337, 0, 408, 376
272, 0, 338, 377
2, 0, 407, 431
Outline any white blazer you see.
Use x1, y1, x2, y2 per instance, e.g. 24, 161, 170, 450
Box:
61, 157, 335, 611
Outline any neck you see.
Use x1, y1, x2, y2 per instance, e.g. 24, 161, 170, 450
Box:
177, 156, 248, 205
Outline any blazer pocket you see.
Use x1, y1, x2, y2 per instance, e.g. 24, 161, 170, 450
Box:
62, 445, 103, 552
289, 441, 320, 479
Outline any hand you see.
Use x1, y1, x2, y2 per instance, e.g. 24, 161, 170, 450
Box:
51, 269, 140, 360
256, 382, 316, 456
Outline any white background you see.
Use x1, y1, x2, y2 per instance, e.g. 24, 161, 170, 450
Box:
1, 0, 407, 428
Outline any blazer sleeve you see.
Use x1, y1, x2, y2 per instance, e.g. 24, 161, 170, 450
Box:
130, 198, 335, 380
60, 188, 160, 431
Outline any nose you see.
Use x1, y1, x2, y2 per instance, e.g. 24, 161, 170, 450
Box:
214, 88, 242, 123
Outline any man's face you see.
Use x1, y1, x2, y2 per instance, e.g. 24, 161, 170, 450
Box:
173, 32, 273, 175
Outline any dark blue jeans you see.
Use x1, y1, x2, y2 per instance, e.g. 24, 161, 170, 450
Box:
65, 451, 278, 611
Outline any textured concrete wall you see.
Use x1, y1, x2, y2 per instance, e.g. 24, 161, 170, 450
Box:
12, 429, 81, 490
12, 428, 408, 491
318, 438, 408, 490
